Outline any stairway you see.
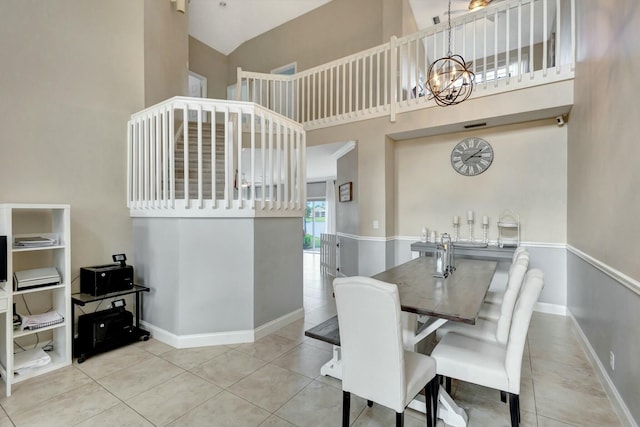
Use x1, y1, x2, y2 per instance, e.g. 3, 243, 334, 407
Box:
174, 122, 226, 200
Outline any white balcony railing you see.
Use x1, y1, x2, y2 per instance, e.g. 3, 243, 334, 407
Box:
236, 0, 575, 129
127, 97, 306, 217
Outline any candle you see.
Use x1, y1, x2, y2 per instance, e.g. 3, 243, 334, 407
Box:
430, 230, 436, 243
420, 227, 428, 242
482, 215, 489, 226
453, 215, 460, 225
467, 210, 474, 222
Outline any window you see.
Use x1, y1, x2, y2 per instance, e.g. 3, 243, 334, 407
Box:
304, 199, 326, 251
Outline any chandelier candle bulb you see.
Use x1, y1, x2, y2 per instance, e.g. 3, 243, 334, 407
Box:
482, 215, 489, 226
420, 227, 428, 243
453, 215, 460, 225
467, 210, 474, 222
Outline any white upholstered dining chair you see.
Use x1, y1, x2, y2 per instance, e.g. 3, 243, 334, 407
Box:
482, 247, 530, 307
435, 254, 529, 344
430, 269, 544, 427
333, 276, 438, 427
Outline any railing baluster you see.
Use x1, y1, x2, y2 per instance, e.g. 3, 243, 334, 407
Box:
276, 121, 282, 209
197, 106, 203, 207
506, 4, 510, 84
556, 0, 561, 73
543, 0, 548, 76
127, 121, 132, 208
237, 108, 243, 208
211, 106, 217, 207
183, 107, 189, 207
261, 114, 266, 210
571, 0, 576, 71
330, 66, 334, 118
348, 60, 353, 115
323, 69, 328, 121
483, 11, 488, 88
530, 0, 535, 79
268, 117, 274, 210
169, 107, 175, 207
250, 110, 256, 208
224, 109, 230, 208
494, 8, 499, 87
518, 1, 522, 82
312, 73, 316, 122
143, 114, 149, 208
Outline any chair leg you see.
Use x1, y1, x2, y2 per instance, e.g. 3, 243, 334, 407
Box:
432, 377, 439, 427
508, 393, 519, 427
396, 411, 404, 427
501, 390, 507, 403
445, 376, 452, 394
367, 400, 373, 407
424, 383, 432, 427
343, 391, 350, 427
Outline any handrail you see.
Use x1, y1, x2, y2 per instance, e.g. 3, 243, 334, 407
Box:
236, 0, 575, 130
127, 96, 306, 217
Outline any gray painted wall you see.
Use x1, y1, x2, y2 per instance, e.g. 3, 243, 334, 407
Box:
133, 217, 302, 336
253, 218, 303, 327
568, 252, 640, 424
566, 2, 640, 423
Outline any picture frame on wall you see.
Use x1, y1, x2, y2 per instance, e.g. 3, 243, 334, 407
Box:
339, 182, 352, 202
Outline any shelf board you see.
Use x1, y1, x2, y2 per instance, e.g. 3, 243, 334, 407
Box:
12, 244, 65, 253
14, 283, 67, 296
11, 351, 70, 383
14, 322, 67, 338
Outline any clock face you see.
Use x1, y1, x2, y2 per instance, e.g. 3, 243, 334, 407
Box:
451, 137, 494, 176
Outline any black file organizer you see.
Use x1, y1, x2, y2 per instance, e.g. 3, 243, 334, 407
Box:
71, 284, 150, 363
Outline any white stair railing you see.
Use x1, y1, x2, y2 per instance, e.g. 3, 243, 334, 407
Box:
127, 96, 306, 217
236, 0, 575, 129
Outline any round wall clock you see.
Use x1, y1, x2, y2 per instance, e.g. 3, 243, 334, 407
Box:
450, 137, 494, 176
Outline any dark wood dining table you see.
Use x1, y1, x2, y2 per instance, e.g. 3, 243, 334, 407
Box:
371, 256, 498, 323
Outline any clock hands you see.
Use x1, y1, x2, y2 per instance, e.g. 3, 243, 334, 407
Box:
463, 149, 482, 162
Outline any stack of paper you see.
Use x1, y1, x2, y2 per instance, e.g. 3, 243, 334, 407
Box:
20, 311, 64, 331
13, 348, 51, 375
14, 236, 57, 247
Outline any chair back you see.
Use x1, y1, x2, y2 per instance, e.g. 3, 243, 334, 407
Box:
495, 254, 530, 344
333, 276, 406, 411
504, 269, 544, 393
511, 246, 529, 263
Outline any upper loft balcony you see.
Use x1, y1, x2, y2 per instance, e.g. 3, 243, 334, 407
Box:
234, 0, 575, 134
127, 0, 575, 217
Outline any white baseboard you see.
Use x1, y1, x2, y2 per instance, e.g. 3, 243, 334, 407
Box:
533, 302, 566, 316
254, 308, 304, 341
567, 310, 637, 427
140, 308, 304, 349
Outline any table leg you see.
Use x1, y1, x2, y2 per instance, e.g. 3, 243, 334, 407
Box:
407, 389, 469, 427
320, 345, 342, 379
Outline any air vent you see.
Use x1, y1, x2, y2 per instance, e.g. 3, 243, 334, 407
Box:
433, 16, 441, 25
464, 122, 487, 129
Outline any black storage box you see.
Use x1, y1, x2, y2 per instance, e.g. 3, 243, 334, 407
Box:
80, 263, 134, 296
76, 307, 134, 354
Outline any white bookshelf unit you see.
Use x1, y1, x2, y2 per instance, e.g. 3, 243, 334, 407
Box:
0, 204, 72, 396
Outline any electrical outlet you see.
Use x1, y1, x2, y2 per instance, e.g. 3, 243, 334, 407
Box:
373, 220, 379, 229
609, 351, 615, 371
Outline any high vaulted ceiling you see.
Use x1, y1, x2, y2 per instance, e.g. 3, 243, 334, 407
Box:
188, 0, 492, 56
189, 0, 332, 55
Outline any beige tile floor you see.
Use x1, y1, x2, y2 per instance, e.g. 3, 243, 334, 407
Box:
0, 253, 625, 427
